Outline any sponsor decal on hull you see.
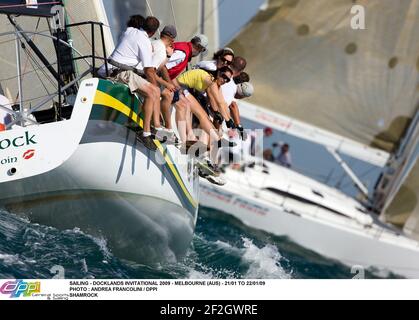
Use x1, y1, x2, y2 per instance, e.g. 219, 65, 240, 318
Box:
0, 131, 37, 151
23, 149, 36, 160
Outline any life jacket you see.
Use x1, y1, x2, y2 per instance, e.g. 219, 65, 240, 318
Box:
168, 42, 193, 80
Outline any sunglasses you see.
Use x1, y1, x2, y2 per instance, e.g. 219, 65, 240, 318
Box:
220, 57, 232, 65
195, 44, 206, 53
220, 73, 231, 83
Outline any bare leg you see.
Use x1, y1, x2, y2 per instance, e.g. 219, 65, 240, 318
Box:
136, 84, 156, 134
175, 97, 188, 142
161, 88, 174, 129
185, 94, 220, 142
185, 104, 197, 141
151, 86, 162, 129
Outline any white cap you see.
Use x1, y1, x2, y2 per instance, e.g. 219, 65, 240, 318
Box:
192, 34, 209, 53
237, 82, 254, 98
224, 47, 235, 55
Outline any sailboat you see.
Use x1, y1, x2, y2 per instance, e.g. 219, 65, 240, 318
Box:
0, 0, 199, 264
199, 0, 419, 278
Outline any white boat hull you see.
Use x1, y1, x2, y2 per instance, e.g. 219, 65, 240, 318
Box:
0, 79, 199, 264
200, 165, 419, 278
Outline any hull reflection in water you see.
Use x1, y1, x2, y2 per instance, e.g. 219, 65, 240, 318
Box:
4, 191, 194, 264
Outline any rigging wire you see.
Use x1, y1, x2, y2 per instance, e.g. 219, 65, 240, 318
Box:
144, 0, 161, 34
20, 30, 58, 88
65, 10, 99, 56
0, 93, 55, 108
187, 0, 226, 40
169, 0, 178, 31
24, 46, 57, 94
21, 18, 41, 81
13, 17, 42, 103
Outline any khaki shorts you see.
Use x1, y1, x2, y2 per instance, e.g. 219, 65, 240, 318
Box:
113, 70, 149, 93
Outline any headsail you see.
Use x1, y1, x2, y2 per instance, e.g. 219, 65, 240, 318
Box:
228, 0, 419, 153
63, 0, 114, 71
377, 111, 419, 237
401, 160, 419, 238
143, 0, 219, 55
104, 0, 219, 58
228, 0, 419, 233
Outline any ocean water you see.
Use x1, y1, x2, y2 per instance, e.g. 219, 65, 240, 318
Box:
0, 207, 397, 280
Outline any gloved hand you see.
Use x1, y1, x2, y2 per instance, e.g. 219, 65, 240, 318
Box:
226, 119, 235, 129
237, 124, 248, 140
214, 112, 224, 125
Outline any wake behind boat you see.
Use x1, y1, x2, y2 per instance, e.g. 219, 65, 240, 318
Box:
0, 1, 199, 264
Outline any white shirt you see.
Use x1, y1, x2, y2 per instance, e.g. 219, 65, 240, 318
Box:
151, 39, 168, 70
166, 50, 186, 70
221, 79, 238, 106
194, 60, 217, 72
276, 151, 292, 168
109, 27, 153, 71
136, 39, 168, 73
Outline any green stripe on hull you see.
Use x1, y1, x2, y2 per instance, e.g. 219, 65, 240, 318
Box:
89, 79, 198, 217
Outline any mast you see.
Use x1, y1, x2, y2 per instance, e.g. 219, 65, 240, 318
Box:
14, 27, 24, 122
373, 111, 419, 218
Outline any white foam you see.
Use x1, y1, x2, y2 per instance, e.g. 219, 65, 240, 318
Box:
188, 268, 214, 279
214, 240, 236, 251
81, 258, 89, 273
91, 236, 112, 259
241, 238, 292, 279
0, 254, 25, 266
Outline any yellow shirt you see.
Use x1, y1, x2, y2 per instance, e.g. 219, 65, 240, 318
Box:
177, 69, 213, 92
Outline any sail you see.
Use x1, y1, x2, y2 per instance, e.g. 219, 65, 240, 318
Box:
379, 112, 419, 236
401, 160, 419, 239
64, 0, 114, 73
0, 0, 113, 110
386, 159, 419, 236
228, 0, 419, 153
103, 0, 219, 58
144, 0, 219, 55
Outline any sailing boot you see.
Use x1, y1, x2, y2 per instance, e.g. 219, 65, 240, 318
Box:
136, 132, 157, 151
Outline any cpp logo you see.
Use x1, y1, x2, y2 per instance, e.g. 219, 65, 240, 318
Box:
0, 280, 41, 298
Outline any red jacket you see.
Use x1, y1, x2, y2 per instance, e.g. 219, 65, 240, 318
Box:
168, 42, 193, 80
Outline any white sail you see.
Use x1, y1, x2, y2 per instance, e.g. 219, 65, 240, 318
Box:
385, 160, 419, 235
228, 0, 419, 232
378, 112, 419, 236
401, 160, 419, 238
64, 0, 114, 57
229, 0, 419, 153
103, 0, 219, 57
144, 0, 219, 54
